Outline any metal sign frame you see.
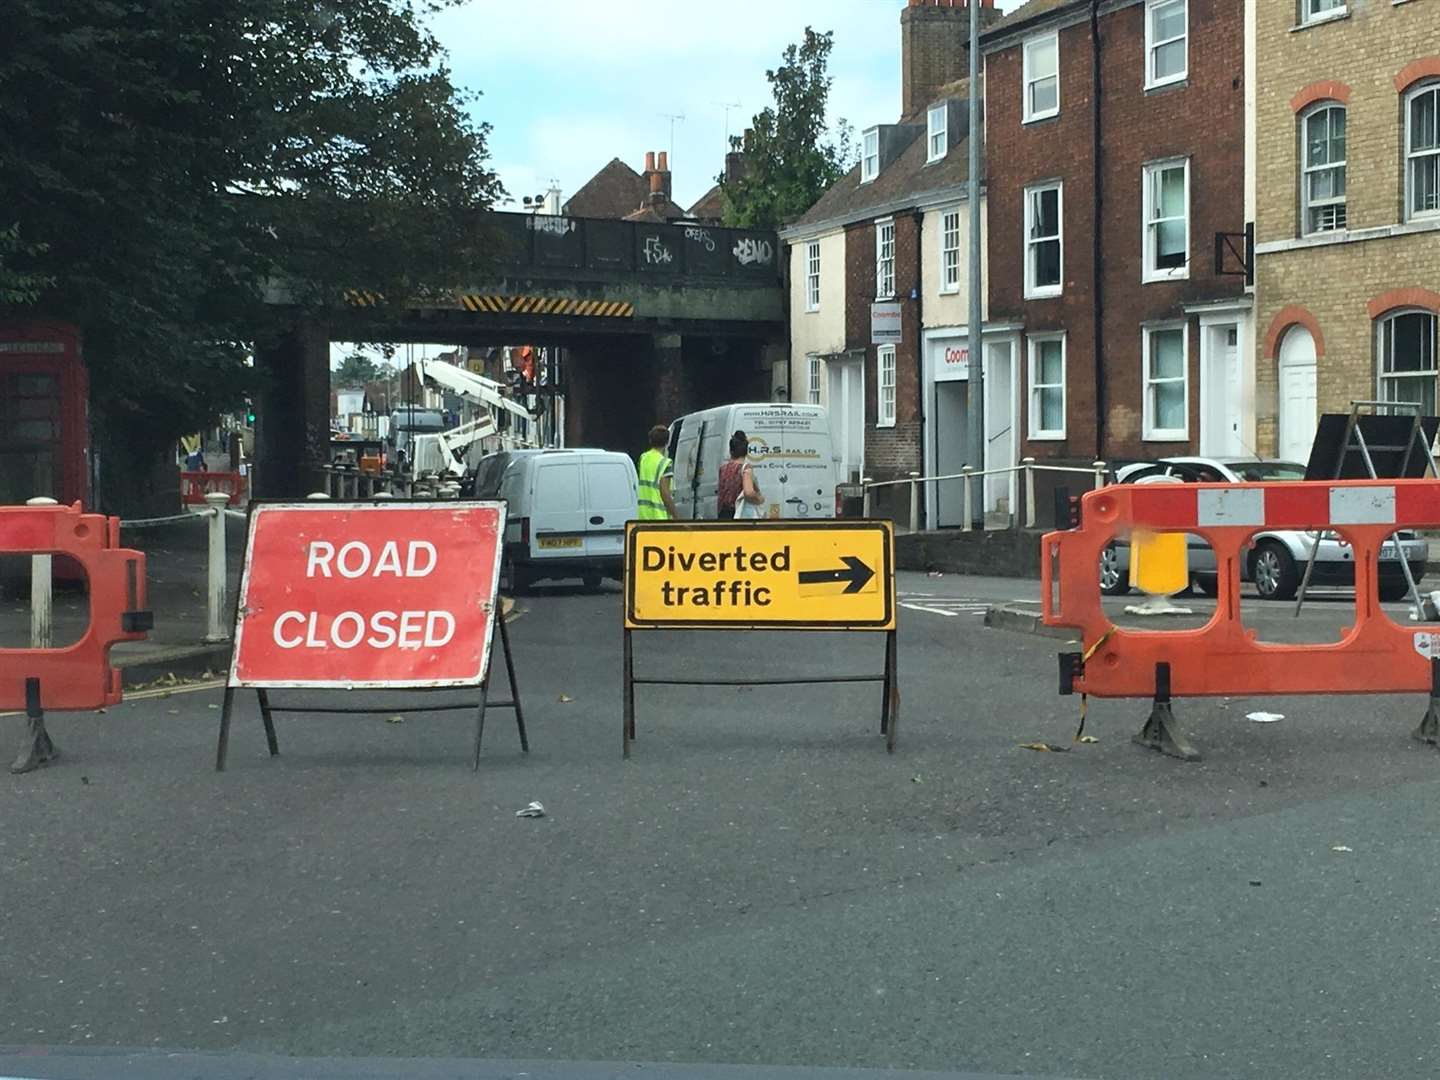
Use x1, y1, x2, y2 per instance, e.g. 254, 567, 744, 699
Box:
215, 500, 527, 771
621, 519, 899, 758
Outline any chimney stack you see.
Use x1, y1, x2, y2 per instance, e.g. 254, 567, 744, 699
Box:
644, 151, 656, 172
724, 150, 746, 184
900, 0, 1001, 117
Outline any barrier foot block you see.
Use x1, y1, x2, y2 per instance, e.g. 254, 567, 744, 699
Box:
10, 680, 60, 775
1415, 659, 1440, 746
1132, 663, 1200, 762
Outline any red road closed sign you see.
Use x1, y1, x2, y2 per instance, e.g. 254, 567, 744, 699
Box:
229, 502, 506, 689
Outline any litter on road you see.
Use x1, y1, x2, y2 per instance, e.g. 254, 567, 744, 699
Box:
514, 801, 546, 818
1246, 711, 1285, 723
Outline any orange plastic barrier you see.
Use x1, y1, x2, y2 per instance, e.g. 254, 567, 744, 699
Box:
180, 470, 247, 506
0, 502, 152, 712
1043, 478, 1440, 700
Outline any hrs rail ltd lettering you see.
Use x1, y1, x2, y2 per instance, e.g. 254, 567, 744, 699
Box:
230, 503, 505, 689
626, 522, 895, 630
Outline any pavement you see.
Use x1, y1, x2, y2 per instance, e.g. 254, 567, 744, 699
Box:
5, 571, 1440, 1079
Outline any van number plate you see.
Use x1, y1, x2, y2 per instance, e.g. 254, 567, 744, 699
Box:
538, 536, 583, 550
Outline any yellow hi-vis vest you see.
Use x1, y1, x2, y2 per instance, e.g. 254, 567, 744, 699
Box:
637, 448, 673, 520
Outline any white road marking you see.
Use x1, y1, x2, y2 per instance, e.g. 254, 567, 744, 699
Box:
899, 596, 993, 618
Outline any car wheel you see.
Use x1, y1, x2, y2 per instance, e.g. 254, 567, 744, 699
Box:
581, 572, 603, 592
1099, 543, 1129, 596
1192, 574, 1219, 598
1379, 581, 1414, 603
1252, 541, 1299, 601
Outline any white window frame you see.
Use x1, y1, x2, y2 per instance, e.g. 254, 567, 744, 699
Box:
1028, 333, 1067, 440
875, 218, 895, 300
1144, 0, 1187, 90
1143, 322, 1190, 441
1301, 102, 1347, 234
1023, 33, 1060, 123
1405, 82, 1440, 223
1142, 157, 1190, 282
1024, 181, 1063, 298
804, 241, 821, 312
1300, 0, 1346, 26
927, 104, 948, 163
877, 345, 897, 428
1376, 309, 1439, 414
807, 354, 822, 405
940, 209, 961, 294
861, 128, 880, 184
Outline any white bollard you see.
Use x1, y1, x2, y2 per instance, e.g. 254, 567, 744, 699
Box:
306, 492, 332, 501
1093, 460, 1108, 490
961, 467, 974, 533
26, 497, 59, 649
203, 492, 231, 643
1023, 457, 1037, 529
908, 472, 920, 534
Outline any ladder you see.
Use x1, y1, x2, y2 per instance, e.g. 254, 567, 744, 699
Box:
1294, 400, 1438, 617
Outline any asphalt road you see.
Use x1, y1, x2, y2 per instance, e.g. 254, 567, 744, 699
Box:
4, 571, 1440, 1079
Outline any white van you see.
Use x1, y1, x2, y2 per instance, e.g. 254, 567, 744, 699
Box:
668, 403, 840, 520
493, 449, 638, 592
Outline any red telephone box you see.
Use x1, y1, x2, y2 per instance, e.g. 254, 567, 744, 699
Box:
0, 322, 89, 507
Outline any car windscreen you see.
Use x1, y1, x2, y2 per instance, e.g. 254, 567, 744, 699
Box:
1223, 461, 1307, 481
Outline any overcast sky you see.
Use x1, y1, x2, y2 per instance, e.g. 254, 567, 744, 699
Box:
433, 0, 1022, 211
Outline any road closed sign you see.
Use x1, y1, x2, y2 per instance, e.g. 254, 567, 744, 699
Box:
625, 520, 895, 630
229, 502, 506, 688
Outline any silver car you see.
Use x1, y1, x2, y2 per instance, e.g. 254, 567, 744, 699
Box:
1099, 457, 1428, 601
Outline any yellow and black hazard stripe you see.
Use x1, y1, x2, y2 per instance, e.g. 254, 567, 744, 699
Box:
343, 289, 385, 307
457, 294, 634, 318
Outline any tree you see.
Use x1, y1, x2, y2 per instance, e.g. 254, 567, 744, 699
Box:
0, 0, 503, 498
719, 28, 856, 231
334, 351, 380, 388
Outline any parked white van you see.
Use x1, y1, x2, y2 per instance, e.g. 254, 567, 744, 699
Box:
487, 449, 638, 592
668, 403, 840, 520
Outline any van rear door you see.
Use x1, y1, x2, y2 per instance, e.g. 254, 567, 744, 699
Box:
529, 458, 585, 560
582, 457, 636, 560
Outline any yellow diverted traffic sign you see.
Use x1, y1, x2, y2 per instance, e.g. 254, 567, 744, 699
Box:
625, 520, 895, 630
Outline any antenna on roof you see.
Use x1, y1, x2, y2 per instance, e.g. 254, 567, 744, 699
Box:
714, 100, 742, 147
658, 113, 686, 162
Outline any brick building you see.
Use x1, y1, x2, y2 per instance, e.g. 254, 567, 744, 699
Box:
1252, 0, 1440, 462
782, 0, 1004, 526
982, 0, 1250, 467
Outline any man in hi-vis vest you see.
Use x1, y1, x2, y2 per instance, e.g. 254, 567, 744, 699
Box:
637, 424, 678, 520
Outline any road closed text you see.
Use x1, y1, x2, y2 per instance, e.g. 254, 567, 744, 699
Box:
271, 540, 455, 650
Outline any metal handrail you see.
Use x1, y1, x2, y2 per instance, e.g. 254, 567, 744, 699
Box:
861, 458, 1109, 532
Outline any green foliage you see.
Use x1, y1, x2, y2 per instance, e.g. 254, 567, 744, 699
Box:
334, 350, 380, 387
719, 28, 856, 231
0, 0, 502, 449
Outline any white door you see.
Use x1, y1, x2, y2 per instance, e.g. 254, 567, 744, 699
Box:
1277, 326, 1319, 464
1202, 323, 1245, 456
582, 458, 635, 559
982, 340, 1016, 512
934, 382, 969, 528
529, 460, 585, 560
827, 360, 864, 484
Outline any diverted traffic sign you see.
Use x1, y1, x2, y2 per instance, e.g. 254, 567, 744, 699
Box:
230, 502, 506, 688
625, 520, 895, 630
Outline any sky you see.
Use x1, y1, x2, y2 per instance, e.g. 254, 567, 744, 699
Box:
432, 0, 1023, 211
335, 0, 1020, 366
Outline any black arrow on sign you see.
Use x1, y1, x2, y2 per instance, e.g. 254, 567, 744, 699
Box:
797, 556, 876, 594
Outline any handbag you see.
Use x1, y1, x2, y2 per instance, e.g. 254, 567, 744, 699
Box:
733, 463, 763, 520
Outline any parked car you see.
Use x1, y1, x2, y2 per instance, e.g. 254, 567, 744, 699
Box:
490, 448, 638, 593
1099, 456, 1428, 601
668, 403, 841, 520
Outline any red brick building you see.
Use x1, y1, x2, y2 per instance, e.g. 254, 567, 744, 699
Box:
983, 0, 1250, 466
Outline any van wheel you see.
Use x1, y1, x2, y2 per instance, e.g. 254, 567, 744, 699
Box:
581, 573, 603, 592
506, 565, 531, 596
